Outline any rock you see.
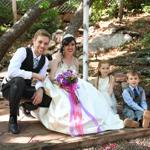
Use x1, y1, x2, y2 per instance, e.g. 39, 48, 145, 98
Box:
78, 28, 83, 34
52, 29, 63, 44
124, 34, 132, 42
89, 32, 132, 52
48, 40, 56, 50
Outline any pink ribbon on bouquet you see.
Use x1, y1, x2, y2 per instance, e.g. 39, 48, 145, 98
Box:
62, 83, 101, 136
62, 83, 84, 136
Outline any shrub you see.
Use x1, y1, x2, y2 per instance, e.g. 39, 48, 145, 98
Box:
0, 0, 13, 24
141, 30, 150, 48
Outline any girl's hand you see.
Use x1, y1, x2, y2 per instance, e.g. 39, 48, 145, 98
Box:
108, 75, 115, 96
108, 88, 113, 96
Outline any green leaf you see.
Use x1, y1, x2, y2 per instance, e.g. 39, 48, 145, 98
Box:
39, 0, 50, 9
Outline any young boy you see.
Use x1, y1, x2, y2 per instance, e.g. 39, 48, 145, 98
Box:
122, 70, 149, 128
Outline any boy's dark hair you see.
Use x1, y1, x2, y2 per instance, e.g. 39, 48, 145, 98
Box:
126, 70, 140, 79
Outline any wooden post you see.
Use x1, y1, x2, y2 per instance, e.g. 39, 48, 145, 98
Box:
83, 0, 89, 80
12, 0, 17, 23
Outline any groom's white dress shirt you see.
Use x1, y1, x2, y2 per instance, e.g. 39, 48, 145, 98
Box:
5, 47, 49, 90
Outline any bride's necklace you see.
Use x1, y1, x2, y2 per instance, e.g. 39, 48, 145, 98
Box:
63, 58, 74, 69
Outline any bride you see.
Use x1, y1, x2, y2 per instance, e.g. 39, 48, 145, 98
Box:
32, 34, 124, 136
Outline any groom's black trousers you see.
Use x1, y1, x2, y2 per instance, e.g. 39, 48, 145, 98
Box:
2, 77, 52, 116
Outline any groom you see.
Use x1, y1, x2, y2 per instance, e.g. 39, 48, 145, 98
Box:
1, 29, 52, 134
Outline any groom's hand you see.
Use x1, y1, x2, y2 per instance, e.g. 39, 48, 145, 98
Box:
32, 88, 43, 105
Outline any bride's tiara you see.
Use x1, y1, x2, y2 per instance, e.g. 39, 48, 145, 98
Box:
63, 34, 74, 40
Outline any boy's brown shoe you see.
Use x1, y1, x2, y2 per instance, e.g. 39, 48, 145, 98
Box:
124, 118, 139, 128
142, 110, 150, 128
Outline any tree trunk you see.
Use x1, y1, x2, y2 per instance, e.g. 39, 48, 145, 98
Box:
65, 0, 94, 36
12, 0, 17, 23
0, 0, 67, 62
117, 0, 123, 23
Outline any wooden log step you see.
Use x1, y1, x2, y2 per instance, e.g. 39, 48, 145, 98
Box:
46, 128, 150, 150
1, 127, 150, 150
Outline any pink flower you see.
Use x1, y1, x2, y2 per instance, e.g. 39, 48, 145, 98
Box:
102, 143, 117, 150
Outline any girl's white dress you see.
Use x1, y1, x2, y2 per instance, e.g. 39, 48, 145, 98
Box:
98, 76, 117, 114
32, 63, 124, 136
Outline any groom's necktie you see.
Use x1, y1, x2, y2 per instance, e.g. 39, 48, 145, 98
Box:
133, 88, 139, 97
33, 57, 39, 69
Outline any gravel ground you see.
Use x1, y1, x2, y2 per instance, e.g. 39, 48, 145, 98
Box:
81, 135, 150, 150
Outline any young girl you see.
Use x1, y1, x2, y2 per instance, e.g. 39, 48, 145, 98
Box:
94, 60, 117, 114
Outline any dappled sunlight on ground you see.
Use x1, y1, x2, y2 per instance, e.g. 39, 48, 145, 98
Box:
0, 114, 9, 121
2, 136, 32, 143
98, 49, 128, 60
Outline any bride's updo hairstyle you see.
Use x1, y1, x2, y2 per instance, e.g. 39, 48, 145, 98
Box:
60, 34, 77, 56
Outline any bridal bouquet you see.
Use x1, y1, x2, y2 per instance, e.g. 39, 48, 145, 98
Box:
56, 69, 79, 104
56, 70, 78, 87
56, 70, 83, 136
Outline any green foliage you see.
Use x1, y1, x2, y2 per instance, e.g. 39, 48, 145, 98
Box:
91, 0, 118, 23
0, 1, 13, 24
0, 25, 9, 36
39, 0, 50, 9
134, 19, 148, 28
63, 0, 79, 9
141, 30, 150, 48
106, 1, 118, 18
1, 0, 61, 37
91, 0, 150, 23
17, 0, 61, 38
91, 0, 105, 23
25, 9, 61, 38
124, 0, 150, 11
17, 0, 37, 13
0, 0, 13, 35
142, 5, 150, 13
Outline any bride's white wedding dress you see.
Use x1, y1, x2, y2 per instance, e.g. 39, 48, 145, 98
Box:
32, 62, 124, 136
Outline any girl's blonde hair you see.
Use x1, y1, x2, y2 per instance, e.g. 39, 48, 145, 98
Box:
96, 60, 111, 88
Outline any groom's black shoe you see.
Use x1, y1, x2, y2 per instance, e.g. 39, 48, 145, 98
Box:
19, 102, 38, 117
8, 116, 20, 134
